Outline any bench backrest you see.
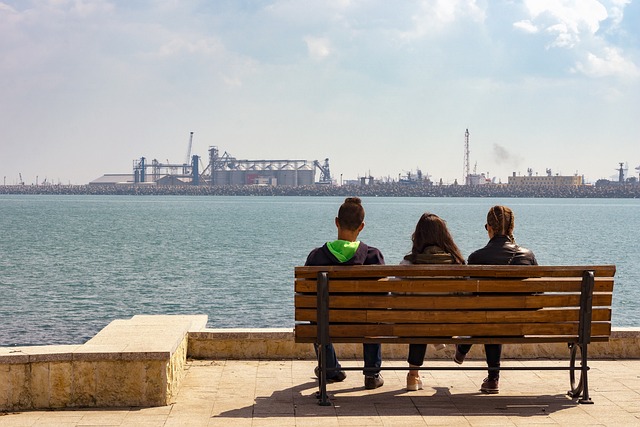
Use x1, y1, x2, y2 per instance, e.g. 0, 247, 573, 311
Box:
294, 265, 616, 345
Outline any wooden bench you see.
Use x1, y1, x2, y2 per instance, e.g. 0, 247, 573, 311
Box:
294, 264, 615, 405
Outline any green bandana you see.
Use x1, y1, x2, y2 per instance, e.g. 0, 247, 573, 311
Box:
326, 240, 360, 263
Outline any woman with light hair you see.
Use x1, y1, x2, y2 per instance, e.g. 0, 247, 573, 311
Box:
454, 205, 538, 394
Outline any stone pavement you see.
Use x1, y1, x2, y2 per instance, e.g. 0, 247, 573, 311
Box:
1, 359, 639, 426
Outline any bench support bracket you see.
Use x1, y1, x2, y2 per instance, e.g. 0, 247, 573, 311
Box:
568, 270, 595, 404
316, 271, 331, 406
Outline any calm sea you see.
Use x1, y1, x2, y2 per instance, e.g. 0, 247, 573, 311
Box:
1, 195, 637, 346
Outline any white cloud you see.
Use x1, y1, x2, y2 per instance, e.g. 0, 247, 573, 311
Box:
513, 19, 538, 34
304, 36, 331, 60
573, 47, 640, 78
70, 0, 114, 18
521, 0, 608, 47
0, 2, 17, 13
516, 1, 638, 79
221, 74, 242, 88
607, 0, 631, 26
157, 37, 224, 57
399, 0, 486, 41
546, 23, 577, 48
266, 0, 353, 27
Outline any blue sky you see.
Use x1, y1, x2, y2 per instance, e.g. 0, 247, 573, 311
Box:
1, 0, 638, 185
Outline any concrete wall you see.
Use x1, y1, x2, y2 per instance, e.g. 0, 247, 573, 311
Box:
3, 319, 638, 411
188, 327, 640, 360
0, 315, 205, 411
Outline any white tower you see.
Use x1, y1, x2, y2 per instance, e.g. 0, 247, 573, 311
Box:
463, 129, 470, 185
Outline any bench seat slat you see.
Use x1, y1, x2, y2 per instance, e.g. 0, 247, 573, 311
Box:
294, 335, 612, 344
294, 278, 614, 293
295, 265, 616, 279
295, 308, 612, 323
295, 322, 611, 339
295, 294, 612, 310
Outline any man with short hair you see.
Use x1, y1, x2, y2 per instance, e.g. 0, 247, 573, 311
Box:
305, 197, 385, 389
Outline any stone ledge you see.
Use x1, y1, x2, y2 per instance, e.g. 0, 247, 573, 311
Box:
0, 345, 79, 364
605, 327, 639, 337
189, 328, 293, 340
0, 315, 206, 411
187, 327, 640, 360
3, 318, 637, 412
84, 315, 208, 353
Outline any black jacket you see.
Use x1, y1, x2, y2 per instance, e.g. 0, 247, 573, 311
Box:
468, 235, 537, 266
305, 242, 385, 266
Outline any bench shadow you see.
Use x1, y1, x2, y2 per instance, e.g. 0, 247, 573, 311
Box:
213, 381, 581, 419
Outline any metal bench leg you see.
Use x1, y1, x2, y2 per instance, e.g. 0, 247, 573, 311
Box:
568, 343, 592, 403
316, 272, 331, 406
568, 270, 595, 404
578, 343, 593, 404
568, 343, 582, 398
317, 345, 330, 405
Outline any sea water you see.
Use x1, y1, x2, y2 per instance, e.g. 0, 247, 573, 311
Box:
1, 195, 637, 346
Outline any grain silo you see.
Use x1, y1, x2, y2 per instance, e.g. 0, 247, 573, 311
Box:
206, 146, 328, 187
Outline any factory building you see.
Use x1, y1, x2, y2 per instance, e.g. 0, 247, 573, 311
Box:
90, 144, 332, 187
89, 174, 136, 185
206, 146, 329, 186
91, 154, 328, 187
508, 171, 583, 186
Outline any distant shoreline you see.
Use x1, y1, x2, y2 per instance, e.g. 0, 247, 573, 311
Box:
2, 183, 639, 198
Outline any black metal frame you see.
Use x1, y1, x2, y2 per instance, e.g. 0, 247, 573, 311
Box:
567, 270, 595, 404
316, 272, 332, 405
313, 270, 598, 406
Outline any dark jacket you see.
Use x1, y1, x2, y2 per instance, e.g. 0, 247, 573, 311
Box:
305, 242, 385, 266
401, 245, 459, 265
468, 235, 537, 266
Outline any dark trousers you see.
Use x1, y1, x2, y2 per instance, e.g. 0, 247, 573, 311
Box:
457, 343, 502, 380
407, 344, 428, 366
314, 343, 382, 377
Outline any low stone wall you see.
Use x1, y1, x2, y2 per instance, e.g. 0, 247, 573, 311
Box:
0, 315, 206, 411
188, 327, 640, 360
3, 319, 637, 411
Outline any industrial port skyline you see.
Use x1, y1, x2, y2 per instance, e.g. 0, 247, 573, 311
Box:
2, 132, 638, 187
2, 153, 639, 187
1, 2, 638, 186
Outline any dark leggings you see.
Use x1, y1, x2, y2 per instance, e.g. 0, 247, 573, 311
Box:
457, 343, 502, 380
407, 343, 428, 366
314, 343, 382, 377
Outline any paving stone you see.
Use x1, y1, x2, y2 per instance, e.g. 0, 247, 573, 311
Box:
1, 359, 639, 426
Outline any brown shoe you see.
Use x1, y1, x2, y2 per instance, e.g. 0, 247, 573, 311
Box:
364, 374, 384, 389
453, 346, 466, 365
480, 377, 499, 394
314, 366, 346, 382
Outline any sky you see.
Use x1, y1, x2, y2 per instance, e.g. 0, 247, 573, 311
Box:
1, 0, 639, 185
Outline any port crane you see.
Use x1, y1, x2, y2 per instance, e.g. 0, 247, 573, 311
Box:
185, 132, 194, 164
183, 132, 194, 175
314, 158, 332, 184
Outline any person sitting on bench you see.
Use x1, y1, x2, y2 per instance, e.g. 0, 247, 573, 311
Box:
400, 212, 466, 391
305, 197, 385, 390
454, 205, 538, 394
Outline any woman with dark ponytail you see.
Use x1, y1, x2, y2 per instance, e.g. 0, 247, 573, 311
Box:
453, 205, 537, 394
400, 212, 465, 391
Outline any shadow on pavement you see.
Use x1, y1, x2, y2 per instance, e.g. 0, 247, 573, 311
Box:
214, 380, 580, 419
